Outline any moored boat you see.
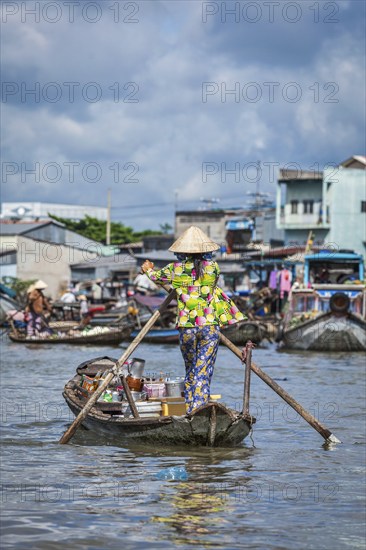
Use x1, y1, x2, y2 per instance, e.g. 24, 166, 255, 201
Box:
280, 252, 366, 351
222, 319, 277, 345
62, 356, 255, 447
281, 305, 366, 351
8, 325, 131, 346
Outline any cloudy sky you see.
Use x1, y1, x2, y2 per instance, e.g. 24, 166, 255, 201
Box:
2, 0, 365, 230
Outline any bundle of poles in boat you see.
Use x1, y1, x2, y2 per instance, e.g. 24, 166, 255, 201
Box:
59, 287, 341, 446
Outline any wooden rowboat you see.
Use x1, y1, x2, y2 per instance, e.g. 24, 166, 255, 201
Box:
281, 311, 366, 351
280, 284, 366, 351
8, 326, 131, 346
221, 321, 267, 346
62, 356, 255, 447
279, 253, 366, 351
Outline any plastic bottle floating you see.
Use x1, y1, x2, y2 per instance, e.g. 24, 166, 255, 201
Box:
155, 466, 188, 481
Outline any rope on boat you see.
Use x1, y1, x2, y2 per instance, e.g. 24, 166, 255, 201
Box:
207, 405, 217, 447
248, 427, 256, 448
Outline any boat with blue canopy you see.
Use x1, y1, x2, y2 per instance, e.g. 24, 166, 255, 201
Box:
280, 251, 366, 351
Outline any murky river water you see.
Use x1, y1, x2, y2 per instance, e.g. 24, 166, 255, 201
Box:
0, 336, 365, 549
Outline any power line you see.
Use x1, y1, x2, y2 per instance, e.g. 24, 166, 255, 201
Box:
111, 201, 174, 210
110, 194, 262, 211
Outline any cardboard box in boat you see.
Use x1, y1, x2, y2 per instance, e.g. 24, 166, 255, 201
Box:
161, 400, 186, 416
151, 395, 222, 417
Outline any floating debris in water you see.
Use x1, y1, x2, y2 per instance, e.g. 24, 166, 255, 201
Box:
155, 466, 188, 481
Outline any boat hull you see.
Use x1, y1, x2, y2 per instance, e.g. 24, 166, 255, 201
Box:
64, 395, 251, 446
222, 320, 269, 345
8, 327, 130, 346
281, 313, 366, 351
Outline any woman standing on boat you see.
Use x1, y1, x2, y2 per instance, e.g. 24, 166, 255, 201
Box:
141, 226, 246, 414
25, 280, 52, 337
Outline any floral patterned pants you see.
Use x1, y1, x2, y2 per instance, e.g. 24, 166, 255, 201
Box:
178, 325, 220, 414
27, 313, 42, 336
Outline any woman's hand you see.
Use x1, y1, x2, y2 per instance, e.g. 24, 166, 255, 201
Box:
141, 260, 154, 273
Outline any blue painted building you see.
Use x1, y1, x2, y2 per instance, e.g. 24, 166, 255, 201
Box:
276, 156, 366, 258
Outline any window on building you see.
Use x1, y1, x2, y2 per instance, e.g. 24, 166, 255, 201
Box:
303, 200, 314, 214
291, 200, 298, 214
361, 201, 366, 213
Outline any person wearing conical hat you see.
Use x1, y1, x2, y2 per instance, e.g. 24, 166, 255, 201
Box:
34, 280, 48, 290
25, 280, 52, 337
141, 226, 246, 415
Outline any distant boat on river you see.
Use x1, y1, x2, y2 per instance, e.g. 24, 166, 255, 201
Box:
280, 252, 366, 351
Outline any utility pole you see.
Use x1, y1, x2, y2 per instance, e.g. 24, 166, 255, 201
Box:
106, 188, 111, 245
174, 189, 178, 236
255, 160, 261, 210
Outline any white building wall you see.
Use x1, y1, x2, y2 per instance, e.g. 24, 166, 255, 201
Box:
175, 212, 226, 246
0, 235, 100, 299
283, 201, 322, 226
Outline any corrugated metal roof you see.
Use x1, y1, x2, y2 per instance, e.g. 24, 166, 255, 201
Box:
0, 220, 64, 235
71, 254, 136, 270
0, 221, 50, 235
340, 155, 366, 168
0, 221, 104, 251
305, 252, 363, 262
278, 169, 323, 182
134, 251, 175, 261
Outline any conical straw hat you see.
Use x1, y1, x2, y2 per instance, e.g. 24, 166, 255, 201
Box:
34, 280, 48, 290
169, 226, 220, 253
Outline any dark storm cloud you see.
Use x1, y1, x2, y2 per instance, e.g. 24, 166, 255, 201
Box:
1, 0, 365, 230
200, 0, 365, 68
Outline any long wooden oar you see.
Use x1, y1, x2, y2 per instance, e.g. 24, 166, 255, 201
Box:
59, 289, 176, 444
1, 307, 26, 337
219, 332, 341, 444
148, 282, 341, 444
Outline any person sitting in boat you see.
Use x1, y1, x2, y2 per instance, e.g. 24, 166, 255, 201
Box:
25, 280, 52, 337
319, 268, 331, 284
141, 226, 246, 415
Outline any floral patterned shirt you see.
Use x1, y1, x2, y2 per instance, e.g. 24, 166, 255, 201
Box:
146, 259, 246, 328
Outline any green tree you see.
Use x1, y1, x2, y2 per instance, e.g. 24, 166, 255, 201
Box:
48, 214, 161, 244
1, 276, 36, 306
159, 223, 173, 234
